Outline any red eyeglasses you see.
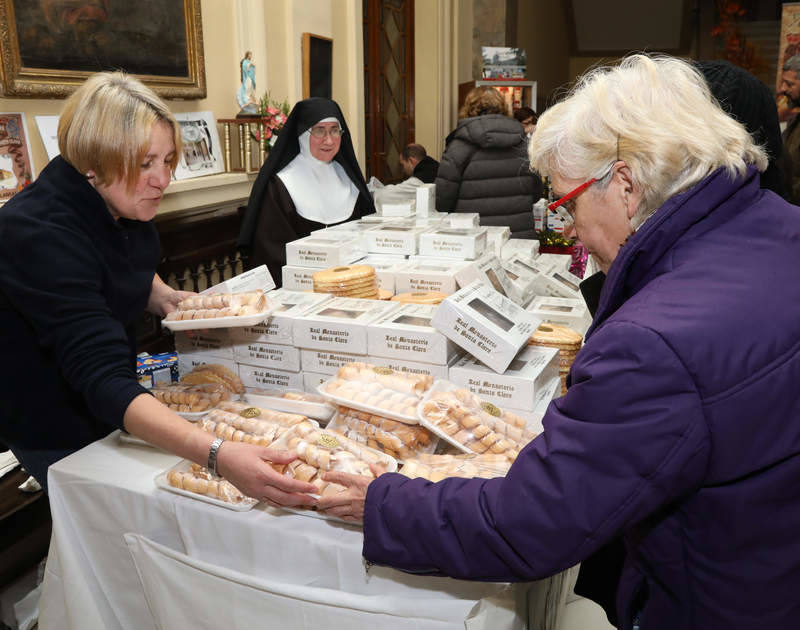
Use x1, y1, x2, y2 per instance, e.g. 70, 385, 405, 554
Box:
548, 163, 616, 225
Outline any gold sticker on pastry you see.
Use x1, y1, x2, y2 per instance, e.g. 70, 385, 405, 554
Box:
373, 366, 394, 375
480, 402, 501, 417
239, 407, 262, 418
317, 434, 340, 449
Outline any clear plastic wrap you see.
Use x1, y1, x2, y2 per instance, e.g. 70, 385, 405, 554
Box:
326, 405, 437, 461
155, 460, 257, 511
162, 290, 274, 331
399, 452, 511, 481
151, 383, 231, 415
417, 380, 538, 461
244, 388, 336, 423
318, 361, 434, 424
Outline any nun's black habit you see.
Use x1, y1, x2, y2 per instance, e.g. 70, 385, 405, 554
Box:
238, 98, 374, 285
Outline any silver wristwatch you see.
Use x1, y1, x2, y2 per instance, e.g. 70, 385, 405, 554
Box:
207, 437, 224, 477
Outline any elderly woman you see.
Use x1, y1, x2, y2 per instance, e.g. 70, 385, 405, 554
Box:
435, 86, 542, 237
238, 97, 374, 284
319, 55, 800, 629
0, 72, 317, 506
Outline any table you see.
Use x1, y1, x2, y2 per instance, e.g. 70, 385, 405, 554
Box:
38, 432, 573, 630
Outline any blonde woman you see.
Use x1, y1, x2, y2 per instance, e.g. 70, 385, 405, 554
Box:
434, 85, 542, 237
320, 55, 800, 629
0, 72, 317, 507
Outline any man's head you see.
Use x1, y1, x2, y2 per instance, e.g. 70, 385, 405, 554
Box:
780, 55, 800, 107
400, 143, 427, 177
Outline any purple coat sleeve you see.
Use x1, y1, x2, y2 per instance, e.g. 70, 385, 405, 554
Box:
362, 322, 711, 581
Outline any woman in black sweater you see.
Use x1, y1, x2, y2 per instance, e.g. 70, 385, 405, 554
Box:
0, 72, 317, 506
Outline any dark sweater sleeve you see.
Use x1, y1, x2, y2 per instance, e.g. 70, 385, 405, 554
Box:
0, 214, 148, 431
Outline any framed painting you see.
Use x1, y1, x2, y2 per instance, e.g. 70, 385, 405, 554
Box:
0, 0, 206, 99
302, 33, 332, 99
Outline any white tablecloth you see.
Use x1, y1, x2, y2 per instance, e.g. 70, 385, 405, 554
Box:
38, 432, 570, 629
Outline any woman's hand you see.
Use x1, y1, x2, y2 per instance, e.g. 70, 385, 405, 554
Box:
215, 441, 319, 508
316, 464, 387, 522
147, 274, 195, 317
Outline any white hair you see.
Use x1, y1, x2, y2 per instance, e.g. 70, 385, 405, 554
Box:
529, 54, 768, 228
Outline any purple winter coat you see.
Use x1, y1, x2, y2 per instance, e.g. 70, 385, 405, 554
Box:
362, 166, 800, 629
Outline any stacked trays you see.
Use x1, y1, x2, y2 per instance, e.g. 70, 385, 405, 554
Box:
312, 264, 379, 299
528, 323, 583, 396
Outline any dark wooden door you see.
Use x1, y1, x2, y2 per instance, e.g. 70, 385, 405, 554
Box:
363, 0, 415, 184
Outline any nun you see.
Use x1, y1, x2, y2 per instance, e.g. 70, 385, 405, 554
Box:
238, 97, 374, 284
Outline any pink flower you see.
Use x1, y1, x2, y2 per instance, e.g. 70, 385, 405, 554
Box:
263, 127, 273, 139
267, 106, 280, 115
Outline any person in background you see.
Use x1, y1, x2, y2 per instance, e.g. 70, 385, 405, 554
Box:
435, 85, 542, 238
697, 59, 785, 198
238, 98, 374, 285
398, 143, 439, 184
0, 72, 318, 507
779, 54, 800, 204
318, 54, 800, 629
513, 106, 537, 139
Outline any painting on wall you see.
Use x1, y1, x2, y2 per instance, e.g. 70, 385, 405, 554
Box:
0, 0, 206, 99
777, 2, 800, 123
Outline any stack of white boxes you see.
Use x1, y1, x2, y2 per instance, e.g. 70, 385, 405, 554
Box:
367, 303, 463, 381
282, 234, 365, 290
230, 289, 334, 391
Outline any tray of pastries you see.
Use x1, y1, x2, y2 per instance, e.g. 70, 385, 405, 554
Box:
162, 290, 273, 331
399, 452, 511, 481
156, 460, 257, 511
244, 388, 336, 424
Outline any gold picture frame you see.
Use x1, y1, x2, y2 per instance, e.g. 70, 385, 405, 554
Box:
0, 0, 206, 99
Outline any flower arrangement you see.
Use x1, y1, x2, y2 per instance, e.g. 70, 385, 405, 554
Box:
251, 91, 291, 149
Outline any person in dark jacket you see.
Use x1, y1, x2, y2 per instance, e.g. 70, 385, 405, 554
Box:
319, 54, 800, 630
238, 98, 374, 285
435, 86, 542, 238
0, 72, 318, 506
399, 143, 439, 183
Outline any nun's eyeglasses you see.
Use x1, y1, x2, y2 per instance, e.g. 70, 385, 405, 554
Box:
310, 126, 345, 139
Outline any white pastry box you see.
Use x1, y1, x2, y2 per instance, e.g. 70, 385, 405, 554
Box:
300, 348, 365, 375
393, 260, 467, 295
418, 227, 487, 260
292, 298, 400, 354
367, 303, 459, 365
177, 353, 239, 380
356, 214, 413, 226
237, 363, 304, 391
526, 296, 592, 335
415, 183, 435, 216
367, 355, 453, 382
233, 340, 301, 372
447, 345, 559, 411
173, 329, 235, 361
285, 234, 364, 268
378, 199, 416, 217
446, 212, 480, 229
310, 224, 377, 250
431, 280, 542, 374
454, 253, 515, 300
537, 252, 573, 274
501, 238, 540, 261
364, 225, 428, 256
484, 226, 511, 257
501, 257, 541, 306
204, 264, 276, 295
231, 290, 332, 346
537, 269, 584, 300
281, 265, 315, 291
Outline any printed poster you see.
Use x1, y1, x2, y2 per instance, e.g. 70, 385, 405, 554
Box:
173, 111, 225, 181
776, 3, 800, 123
0, 113, 35, 202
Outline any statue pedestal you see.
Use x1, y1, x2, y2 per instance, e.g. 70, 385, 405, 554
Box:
217, 117, 269, 173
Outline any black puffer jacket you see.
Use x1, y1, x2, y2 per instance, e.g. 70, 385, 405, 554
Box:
435, 114, 542, 238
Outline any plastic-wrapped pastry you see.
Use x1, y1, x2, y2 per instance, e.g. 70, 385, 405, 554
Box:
327, 406, 435, 460
151, 383, 230, 412
180, 364, 245, 394
399, 452, 511, 481
166, 467, 254, 505
216, 401, 308, 427
418, 386, 537, 462
165, 290, 268, 321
